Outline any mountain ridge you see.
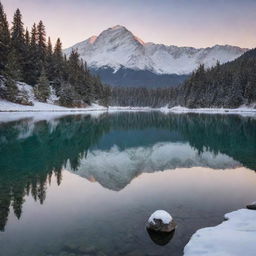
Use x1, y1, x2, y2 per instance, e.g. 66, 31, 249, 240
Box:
64, 25, 248, 75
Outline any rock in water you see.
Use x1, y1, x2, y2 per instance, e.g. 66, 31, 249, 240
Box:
247, 201, 256, 210
147, 210, 176, 232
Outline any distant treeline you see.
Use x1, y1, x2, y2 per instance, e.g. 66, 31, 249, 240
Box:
0, 1, 110, 107
111, 48, 256, 108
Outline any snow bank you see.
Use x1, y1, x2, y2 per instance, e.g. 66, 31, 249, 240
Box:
2, 100, 256, 115
0, 99, 108, 112
184, 209, 256, 256
162, 105, 256, 115
109, 106, 153, 112
148, 210, 173, 224
0, 99, 156, 113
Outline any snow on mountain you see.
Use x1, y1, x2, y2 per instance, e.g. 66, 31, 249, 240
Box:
64, 25, 248, 75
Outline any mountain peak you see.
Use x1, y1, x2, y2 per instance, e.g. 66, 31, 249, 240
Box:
110, 25, 126, 31
64, 26, 248, 75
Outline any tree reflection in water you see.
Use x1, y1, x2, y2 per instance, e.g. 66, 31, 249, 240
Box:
0, 112, 256, 231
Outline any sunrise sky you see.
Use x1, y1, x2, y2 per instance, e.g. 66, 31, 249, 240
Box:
2, 0, 256, 49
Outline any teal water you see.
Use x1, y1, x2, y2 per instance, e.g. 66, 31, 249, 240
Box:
0, 112, 256, 256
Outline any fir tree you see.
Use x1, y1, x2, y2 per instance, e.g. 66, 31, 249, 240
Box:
11, 8, 25, 79
52, 38, 63, 80
5, 49, 22, 80
46, 37, 53, 56
59, 81, 75, 107
45, 37, 54, 80
27, 23, 40, 85
4, 50, 20, 103
23, 28, 32, 83
24, 28, 30, 46
34, 68, 50, 102
0, 1, 10, 73
37, 20, 46, 63
5, 77, 18, 102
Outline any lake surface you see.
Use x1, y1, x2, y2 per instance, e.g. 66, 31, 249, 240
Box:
0, 111, 256, 256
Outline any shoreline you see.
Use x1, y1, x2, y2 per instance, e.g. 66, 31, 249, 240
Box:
0, 100, 256, 114
183, 207, 256, 256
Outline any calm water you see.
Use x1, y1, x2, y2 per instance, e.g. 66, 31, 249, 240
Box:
0, 112, 256, 256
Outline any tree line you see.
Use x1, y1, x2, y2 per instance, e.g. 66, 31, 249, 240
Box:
0, 2, 110, 107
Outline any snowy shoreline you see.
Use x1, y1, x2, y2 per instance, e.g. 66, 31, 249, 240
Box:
0, 99, 256, 115
184, 208, 256, 256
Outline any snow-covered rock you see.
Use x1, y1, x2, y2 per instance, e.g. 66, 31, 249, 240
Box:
64, 25, 248, 75
149, 210, 173, 225
184, 209, 256, 256
147, 210, 176, 233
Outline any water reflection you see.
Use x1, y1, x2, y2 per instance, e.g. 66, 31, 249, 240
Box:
0, 112, 256, 234
147, 229, 175, 246
1, 168, 256, 256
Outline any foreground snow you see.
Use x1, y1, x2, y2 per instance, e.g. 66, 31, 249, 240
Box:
184, 209, 256, 256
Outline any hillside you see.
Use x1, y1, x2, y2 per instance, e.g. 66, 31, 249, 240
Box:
176, 48, 256, 108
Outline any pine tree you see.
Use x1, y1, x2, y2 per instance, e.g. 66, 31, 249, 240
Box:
68, 49, 80, 84
24, 28, 30, 46
59, 81, 75, 107
100, 85, 111, 107
0, 1, 10, 73
5, 77, 18, 102
4, 50, 20, 102
52, 38, 63, 80
37, 20, 46, 64
45, 37, 54, 80
11, 9, 25, 79
27, 23, 40, 85
46, 37, 52, 56
34, 68, 50, 102
23, 28, 31, 83
5, 49, 22, 80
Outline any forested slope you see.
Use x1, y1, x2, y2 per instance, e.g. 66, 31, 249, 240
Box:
0, 2, 110, 107
111, 48, 256, 108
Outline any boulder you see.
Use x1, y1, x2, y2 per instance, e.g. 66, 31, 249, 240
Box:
147, 210, 176, 232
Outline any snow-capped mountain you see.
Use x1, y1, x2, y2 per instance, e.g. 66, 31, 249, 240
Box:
64, 25, 248, 75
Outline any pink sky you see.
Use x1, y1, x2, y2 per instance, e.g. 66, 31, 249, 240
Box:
2, 0, 256, 49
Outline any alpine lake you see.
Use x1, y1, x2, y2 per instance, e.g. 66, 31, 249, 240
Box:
0, 111, 256, 256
